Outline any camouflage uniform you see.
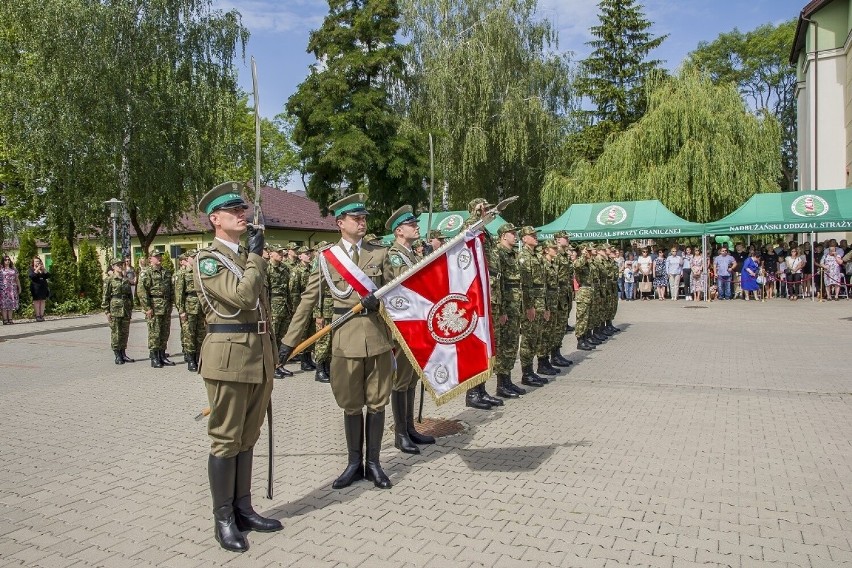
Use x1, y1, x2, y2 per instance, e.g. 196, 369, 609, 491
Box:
518, 240, 545, 366
573, 247, 595, 350
102, 260, 134, 361
492, 223, 526, 396
267, 256, 291, 352
311, 243, 334, 382
541, 247, 559, 358
138, 255, 174, 365
289, 250, 315, 366
175, 252, 206, 370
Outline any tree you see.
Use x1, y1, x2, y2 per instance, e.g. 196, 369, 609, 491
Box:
288, 0, 427, 230
14, 230, 37, 311
688, 19, 797, 191
400, 0, 574, 225
77, 240, 103, 302
542, 70, 781, 222
0, 0, 247, 254
571, 0, 667, 163
215, 96, 299, 188
48, 232, 78, 305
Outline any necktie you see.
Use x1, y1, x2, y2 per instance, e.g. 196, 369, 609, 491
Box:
351, 245, 360, 265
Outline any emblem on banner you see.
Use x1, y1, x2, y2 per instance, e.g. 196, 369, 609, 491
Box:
438, 214, 464, 233
428, 294, 478, 344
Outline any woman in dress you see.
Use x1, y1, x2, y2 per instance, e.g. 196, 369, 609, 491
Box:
820, 245, 844, 300
1, 256, 21, 324
653, 249, 667, 300
691, 248, 705, 301
786, 248, 804, 300
29, 257, 51, 321
635, 248, 653, 300
741, 250, 761, 301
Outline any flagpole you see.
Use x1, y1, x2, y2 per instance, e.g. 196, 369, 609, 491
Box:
419, 134, 436, 423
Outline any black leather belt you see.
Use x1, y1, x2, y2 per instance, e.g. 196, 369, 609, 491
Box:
208, 322, 268, 334
333, 307, 370, 317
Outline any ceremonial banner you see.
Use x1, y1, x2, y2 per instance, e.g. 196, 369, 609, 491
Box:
381, 231, 494, 405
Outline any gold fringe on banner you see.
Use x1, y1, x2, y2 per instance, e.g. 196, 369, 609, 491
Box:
380, 307, 494, 406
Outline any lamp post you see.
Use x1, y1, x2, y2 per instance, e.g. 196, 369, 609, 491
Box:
104, 198, 124, 259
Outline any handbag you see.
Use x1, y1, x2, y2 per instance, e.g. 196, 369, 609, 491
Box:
638, 276, 652, 293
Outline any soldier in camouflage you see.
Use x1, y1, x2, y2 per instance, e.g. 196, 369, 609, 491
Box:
267, 244, 294, 379
138, 250, 175, 368
518, 226, 549, 386
311, 241, 334, 383
462, 198, 504, 409
554, 232, 576, 366
492, 223, 528, 396
606, 246, 622, 334
175, 250, 206, 372
102, 257, 135, 364
539, 240, 564, 374
289, 245, 316, 371
573, 244, 596, 351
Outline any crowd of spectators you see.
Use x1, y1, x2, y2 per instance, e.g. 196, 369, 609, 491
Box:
614, 238, 852, 301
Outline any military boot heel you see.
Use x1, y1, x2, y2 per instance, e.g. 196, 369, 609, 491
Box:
537, 356, 558, 376
120, 350, 135, 363
187, 352, 198, 372
479, 384, 504, 406
150, 350, 163, 368
364, 411, 392, 489
465, 385, 492, 409
496, 374, 520, 398
114, 350, 124, 365
160, 349, 176, 366
332, 413, 365, 489
391, 390, 419, 454
234, 449, 283, 533
405, 388, 435, 445
506, 374, 527, 395
521, 365, 544, 387
577, 337, 594, 351
208, 455, 248, 552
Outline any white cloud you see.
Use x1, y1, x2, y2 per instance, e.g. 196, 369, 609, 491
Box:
213, 0, 326, 33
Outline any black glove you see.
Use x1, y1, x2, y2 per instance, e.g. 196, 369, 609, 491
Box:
247, 223, 265, 256
360, 293, 380, 312
278, 343, 294, 364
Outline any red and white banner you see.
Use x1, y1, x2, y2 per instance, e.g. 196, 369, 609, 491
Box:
381, 231, 494, 405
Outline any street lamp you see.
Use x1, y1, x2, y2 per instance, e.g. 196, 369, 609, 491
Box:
104, 198, 124, 259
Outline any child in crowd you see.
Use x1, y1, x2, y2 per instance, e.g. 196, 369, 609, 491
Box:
623, 261, 635, 301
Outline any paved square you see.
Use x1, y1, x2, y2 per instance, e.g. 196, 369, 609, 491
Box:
1, 299, 851, 567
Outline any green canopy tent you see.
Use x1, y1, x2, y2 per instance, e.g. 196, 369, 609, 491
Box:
381, 211, 509, 245
537, 200, 705, 241
704, 189, 852, 302
704, 189, 852, 235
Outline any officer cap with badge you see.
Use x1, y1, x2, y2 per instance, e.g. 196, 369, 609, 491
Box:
497, 222, 517, 237
385, 205, 419, 232
330, 193, 369, 219
198, 181, 249, 216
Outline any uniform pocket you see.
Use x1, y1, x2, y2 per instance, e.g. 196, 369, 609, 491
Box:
206, 333, 250, 370
110, 299, 125, 317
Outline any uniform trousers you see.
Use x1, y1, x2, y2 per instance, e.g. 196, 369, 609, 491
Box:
330, 351, 393, 414
205, 376, 273, 458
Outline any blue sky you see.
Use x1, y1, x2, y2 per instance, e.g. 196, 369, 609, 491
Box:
214, 0, 805, 119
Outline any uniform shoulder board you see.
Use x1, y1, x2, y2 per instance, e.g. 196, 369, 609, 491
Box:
197, 255, 221, 277
319, 242, 334, 252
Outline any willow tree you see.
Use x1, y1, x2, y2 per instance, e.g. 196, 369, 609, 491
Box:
542, 69, 781, 222
0, 0, 247, 253
401, 0, 574, 225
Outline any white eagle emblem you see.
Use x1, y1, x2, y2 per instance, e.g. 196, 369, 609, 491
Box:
436, 302, 469, 334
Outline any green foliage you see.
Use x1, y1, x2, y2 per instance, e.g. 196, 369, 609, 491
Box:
401, 0, 574, 225
0, 0, 248, 252
288, 0, 427, 230
572, 0, 667, 163
48, 232, 78, 305
688, 19, 797, 191
543, 70, 781, 222
77, 240, 103, 301
50, 297, 97, 316
160, 250, 175, 273
13, 230, 37, 310
215, 96, 299, 188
